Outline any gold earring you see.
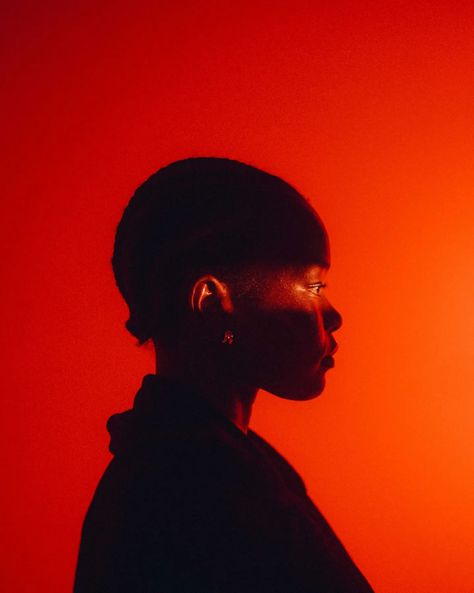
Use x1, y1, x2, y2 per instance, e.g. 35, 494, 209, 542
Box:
222, 330, 234, 345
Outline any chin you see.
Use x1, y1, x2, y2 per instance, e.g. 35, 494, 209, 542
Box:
267, 371, 327, 401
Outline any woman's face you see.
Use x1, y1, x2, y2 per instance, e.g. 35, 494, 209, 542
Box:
232, 263, 342, 400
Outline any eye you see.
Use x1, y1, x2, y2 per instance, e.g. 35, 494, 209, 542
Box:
308, 282, 327, 296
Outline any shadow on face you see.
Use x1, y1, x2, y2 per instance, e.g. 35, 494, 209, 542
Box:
225, 263, 343, 400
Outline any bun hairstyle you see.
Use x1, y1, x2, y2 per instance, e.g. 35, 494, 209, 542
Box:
112, 157, 329, 345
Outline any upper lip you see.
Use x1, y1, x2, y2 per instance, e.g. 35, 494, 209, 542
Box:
326, 342, 338, 357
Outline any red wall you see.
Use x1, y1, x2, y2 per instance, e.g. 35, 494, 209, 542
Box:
2, 2, 473, 591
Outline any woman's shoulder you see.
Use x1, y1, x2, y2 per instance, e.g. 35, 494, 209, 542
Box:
97, 422, 306, 518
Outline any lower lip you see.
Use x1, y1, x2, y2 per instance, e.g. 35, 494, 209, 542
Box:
320, 355, 335, 368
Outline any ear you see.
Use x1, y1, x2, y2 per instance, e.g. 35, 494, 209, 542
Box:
190, 275, 234, 315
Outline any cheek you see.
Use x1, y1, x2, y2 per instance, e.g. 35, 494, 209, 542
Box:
238, 308, 326, 369
283, 309, 326, 362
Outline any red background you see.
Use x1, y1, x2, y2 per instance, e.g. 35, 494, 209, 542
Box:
2, 2, 473, 592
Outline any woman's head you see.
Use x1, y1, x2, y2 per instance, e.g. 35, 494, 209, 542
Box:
112, 157, 341, 399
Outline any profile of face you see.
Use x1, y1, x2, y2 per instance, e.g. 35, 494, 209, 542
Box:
184, 198, 343, 401
228, 262, 342, 400
190, 256, 342, 401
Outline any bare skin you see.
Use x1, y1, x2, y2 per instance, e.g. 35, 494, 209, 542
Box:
153, 263, 342, 434
153, 340, 258, 434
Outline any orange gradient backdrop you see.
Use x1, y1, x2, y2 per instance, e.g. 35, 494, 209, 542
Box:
1, 2, 473, 592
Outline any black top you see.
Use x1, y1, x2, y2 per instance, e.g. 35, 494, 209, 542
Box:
74, 374, 374, 593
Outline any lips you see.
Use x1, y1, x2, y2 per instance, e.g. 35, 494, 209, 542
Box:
320, 342, 338, 368
320, 355, 335, 368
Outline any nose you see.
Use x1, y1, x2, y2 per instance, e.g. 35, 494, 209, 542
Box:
324, 302, 343, 333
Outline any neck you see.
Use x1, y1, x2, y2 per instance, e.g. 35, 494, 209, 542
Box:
153, 344, 258, 434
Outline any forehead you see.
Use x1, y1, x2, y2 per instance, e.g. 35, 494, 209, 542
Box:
252, 222, 329, 274
234, 209, 330, 288
277, 203, 330, 268
298, 263, 328, 279
271, 262, 328, 283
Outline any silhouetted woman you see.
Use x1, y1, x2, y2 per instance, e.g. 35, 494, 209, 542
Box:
74, 158, 375, 592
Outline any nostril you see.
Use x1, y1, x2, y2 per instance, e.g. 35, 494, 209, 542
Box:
325, 306, 343, 332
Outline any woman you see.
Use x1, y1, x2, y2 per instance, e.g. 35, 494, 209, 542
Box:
74, 157, 375, 592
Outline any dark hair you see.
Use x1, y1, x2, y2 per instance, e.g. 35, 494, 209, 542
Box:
112, 157, 328, 345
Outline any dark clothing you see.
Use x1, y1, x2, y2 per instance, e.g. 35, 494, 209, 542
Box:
74, 374, 374, 593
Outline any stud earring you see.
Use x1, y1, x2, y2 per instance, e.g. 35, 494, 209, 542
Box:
222, 330, 234, 345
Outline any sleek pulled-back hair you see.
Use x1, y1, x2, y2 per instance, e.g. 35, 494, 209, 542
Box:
112, 157, 328, 345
